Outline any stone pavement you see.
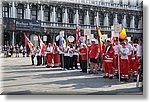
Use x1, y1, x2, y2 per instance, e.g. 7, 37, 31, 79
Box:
0, 54, 143, 95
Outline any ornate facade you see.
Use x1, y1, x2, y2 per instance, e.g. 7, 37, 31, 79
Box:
1, 0, 143, 46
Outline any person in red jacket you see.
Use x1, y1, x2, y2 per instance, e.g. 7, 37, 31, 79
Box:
103, 40, 115, 79
79, 44, 88, 73
89, 39, 99, 74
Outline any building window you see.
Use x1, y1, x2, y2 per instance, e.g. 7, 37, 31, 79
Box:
89, 11, 94, 25
44, 11, 50, 21
99, 13, 104, 26
3, 4, 9, 18
31, 5, 38, 20
79, 10, 84, 24
31, 10, 37, 20
68, 9, 74, 23
57, 8, 62, 22
17, 4, 24, 19
17, 8, 24, 19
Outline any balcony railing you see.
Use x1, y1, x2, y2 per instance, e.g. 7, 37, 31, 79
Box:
41, 21, 143, 33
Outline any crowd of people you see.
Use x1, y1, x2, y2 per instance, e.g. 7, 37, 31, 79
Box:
1, 38, 143, 82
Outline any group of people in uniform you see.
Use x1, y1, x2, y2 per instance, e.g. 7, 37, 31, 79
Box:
29, 37, 143, 81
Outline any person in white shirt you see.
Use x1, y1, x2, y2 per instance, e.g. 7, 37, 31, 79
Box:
73, 44, 79, 69
36, 46, 42, 66
31, 46, 36, 65
120, 42, 130, 80
113, 39, 122, 75
124, 39, 133, 72
64, 44, 70, 70
46, 43, 53, 68
59, 46, 64, 69
69, 44, 74, 69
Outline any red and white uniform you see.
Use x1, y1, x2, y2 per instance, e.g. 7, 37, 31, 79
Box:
126, 43, 133, 71
133, 44, 142, 75
103, 45, 114, 77
113, 44, 121, 74
46, 46, 53, 67
53, 45, 60, 67
120, 47, 129, 79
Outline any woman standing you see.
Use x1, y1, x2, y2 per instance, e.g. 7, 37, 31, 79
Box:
36, 46, 42, 66
79, 44, 88, 73
46, 43, 53, 68
31, 46, 36, 65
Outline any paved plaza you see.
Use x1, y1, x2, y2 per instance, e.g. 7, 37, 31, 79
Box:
0, 54, 142, 95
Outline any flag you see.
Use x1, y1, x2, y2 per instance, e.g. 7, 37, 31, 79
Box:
119, 27, 127, 39
59, 37, 66, 47
96, 16, 103, 53
24, 34, 33, 51
38, 36, 46, 55
97, 26, 103, 52
76, 25, 81, 45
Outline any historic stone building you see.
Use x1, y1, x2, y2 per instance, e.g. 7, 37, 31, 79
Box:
1, 0, 143, 46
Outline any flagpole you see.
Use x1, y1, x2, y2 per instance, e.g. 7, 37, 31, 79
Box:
118, 37, 120, 82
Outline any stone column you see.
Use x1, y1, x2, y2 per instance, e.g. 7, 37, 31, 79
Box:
113, 14, 118, 25
26, 3, 31, 19
104, 13, 109, 26
130, 15, 135, 28
40, 5, 44, 21
52, 6, 56, 22
63, 8, 68, 23
74, 9, 79, 25
95, 12, 100, 26
122, 15, 127, 27
12, 2, 16, 18
84, 10, 90, 25
138, 17, 142, 29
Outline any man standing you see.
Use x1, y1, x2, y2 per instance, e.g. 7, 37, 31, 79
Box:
89, 39, 99, 74
124, 39, 133, 72
120, 42, 130, 80
15, 44, 19, 57
103, 40, 114, 79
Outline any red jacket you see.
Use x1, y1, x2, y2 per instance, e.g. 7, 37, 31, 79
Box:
104, 45, 114, 62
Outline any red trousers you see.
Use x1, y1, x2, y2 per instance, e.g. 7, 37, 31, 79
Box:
132, 57, 141, 75
104, 61, 113, 77
54, 54, 60, 66
120, 59, 129, 79
128, 55, 132, 72
46, 53, 53, 66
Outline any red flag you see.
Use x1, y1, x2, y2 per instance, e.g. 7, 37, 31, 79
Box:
24, 33, 33, 51
76, 25, 81, 45
38, 36, 46, 55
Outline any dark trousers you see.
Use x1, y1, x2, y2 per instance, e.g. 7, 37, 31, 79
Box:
42, 56, 47, 65
60, 54, 64, 68
31, 55, 35, 65
79, 55, 82, 69
37, 56, 42, 65
73, 55, 78, 69
69, 57, 74, 69
81, 60, 87, 72
64, 56, 70, 69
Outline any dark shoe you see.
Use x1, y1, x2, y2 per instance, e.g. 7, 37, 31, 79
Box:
109, 76, 113, 79
103, 76, 109, 78
46, 66, 50, 68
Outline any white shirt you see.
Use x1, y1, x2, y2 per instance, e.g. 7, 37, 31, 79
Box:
137, 45, 142, 57
73, 47, 78, 56
69, 48, 74, 57
106, 46, 110, 54
113, 44, 122, 55
31, 50, 35, 55
47, 46, 53, 53
36, 49, 41, 56
126, 43, 133, 55
120, 47, 129, 59
64, 46, 70, 56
